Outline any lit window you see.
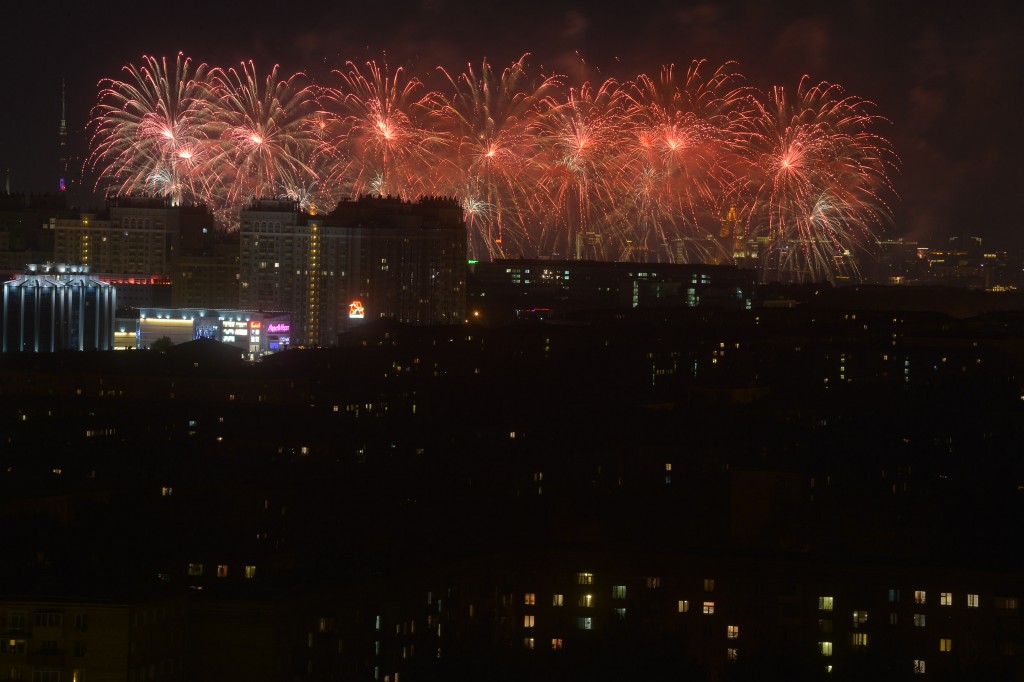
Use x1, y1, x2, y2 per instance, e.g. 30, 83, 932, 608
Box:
161, 486, 173, 496
551, 638, 563, 650
612, 585, 627, 599
727, 625, 739, 639
577, 572, 594, 585
851, 633, 868, 647
818, 596, 834, 611
727, 648, 738, 661
645, 576, 661, 589
915, 590, 926, 605
888, 588, 900, 603
216, 565, 228, 578
995, 597, 1019, 609
614, 608, 626, 620
678, 600, 689, 613
704, 578, 715, 592
523, 637, 534, 650
578, 595, 593, 608
577, 617, 592, 630
524, 593, 535, 606
914, 614, 926, 627
244, 565, 256, 579
552, 594, 564, 607
940, 592, 952, 606
819, 641, 833, 656
940, 638, 952, 652
967, 594, 979, 608
703, 602, 715, 615
914, 659, 926, 674
852, 610, 868, 627
187, 563, 203, 576
523, 615, 534, 628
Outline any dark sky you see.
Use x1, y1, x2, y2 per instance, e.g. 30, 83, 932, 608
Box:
2, 0, 1022, 249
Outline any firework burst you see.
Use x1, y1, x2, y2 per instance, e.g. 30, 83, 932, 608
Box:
87, 52, 213, 206
433, 54, 560, 259
619, 60, 754, 262
203, 61, 322, 226
318, 59, 444, 203
534, 78, 625, 259
733, 76, 897, 282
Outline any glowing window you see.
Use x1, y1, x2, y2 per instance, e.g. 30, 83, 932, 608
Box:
819, 641, 833, 656
703, 602, 715, 615
818, 596, 834, 611
727, 625, 739, 639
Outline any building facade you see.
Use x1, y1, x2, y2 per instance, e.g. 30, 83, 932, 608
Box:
239, 196, 467, 347
2, 263, 115, 352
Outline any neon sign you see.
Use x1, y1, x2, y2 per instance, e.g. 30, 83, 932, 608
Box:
267, 323, 290, 334
349, 300, 365, 319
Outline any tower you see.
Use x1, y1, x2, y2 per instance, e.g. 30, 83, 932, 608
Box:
58, 80, 68, 193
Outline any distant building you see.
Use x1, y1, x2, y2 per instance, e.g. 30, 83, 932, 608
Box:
2, 263, 115, 352
50, 196, 222, 306
468, 259, 756, 322
130, 308, 291, 358
239, 196, 467, 347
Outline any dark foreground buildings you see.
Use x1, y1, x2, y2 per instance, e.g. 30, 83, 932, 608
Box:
2, 285, 1024, 680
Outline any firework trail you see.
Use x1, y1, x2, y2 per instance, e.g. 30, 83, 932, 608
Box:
318, 59, 444, 203
204, 61, 322, 226
733, 76, 897, 283
87, 52, 213, 206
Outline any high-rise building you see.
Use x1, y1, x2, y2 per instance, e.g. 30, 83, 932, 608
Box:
239, 196, 466, 347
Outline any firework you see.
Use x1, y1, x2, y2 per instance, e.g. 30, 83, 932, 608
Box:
534, 78, 626, 259
432, 55, 560, 260
618, 61, 754, 263
85, 53, 898, 281
733, 76, 897, 283
318, 59, 444, 203
203, 61, 322, 225
87, 52, 214, 206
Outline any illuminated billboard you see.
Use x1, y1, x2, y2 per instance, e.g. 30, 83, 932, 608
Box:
349, 300, 365, 319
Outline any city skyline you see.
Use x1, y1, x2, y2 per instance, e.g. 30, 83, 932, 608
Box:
1, 1, 1021, 253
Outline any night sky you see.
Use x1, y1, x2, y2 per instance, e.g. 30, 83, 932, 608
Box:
2, 0, 1021, 249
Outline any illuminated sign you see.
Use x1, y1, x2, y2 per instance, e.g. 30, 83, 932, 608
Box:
249, 321, 261, 330
349, 300, 365, 319
267, 323, 290, 334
